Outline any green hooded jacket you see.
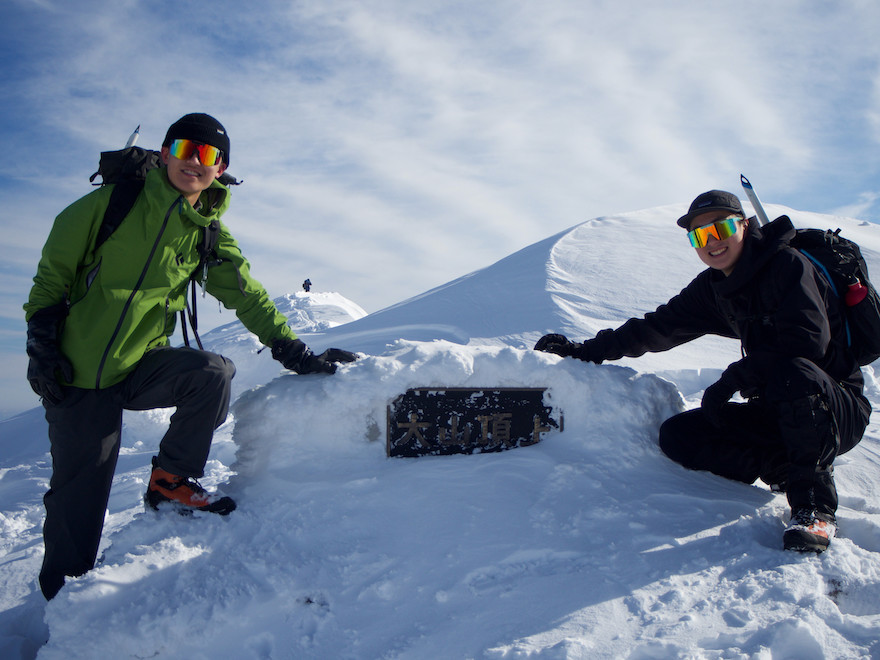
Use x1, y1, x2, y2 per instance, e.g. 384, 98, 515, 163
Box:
25, 167, 297, 390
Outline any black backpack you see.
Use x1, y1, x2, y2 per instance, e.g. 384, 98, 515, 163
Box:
786, 222, 880, 366
89, 146, 240, 348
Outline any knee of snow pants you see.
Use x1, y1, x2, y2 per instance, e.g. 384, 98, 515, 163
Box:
658, 407, 765, 484
122, 347, 236, 478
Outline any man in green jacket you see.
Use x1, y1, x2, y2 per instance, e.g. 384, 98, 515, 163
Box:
24, 113, 356, 600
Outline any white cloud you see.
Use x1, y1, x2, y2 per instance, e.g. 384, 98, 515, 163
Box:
831, 191, 880, 220
2, 0, 880, 417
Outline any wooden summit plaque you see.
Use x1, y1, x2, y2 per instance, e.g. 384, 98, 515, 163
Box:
386, 387, 562, 458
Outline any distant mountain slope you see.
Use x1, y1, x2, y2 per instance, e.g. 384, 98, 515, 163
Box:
316, 202, 880, 378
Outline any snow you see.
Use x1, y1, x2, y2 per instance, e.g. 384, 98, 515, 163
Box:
2, 204, 880, 659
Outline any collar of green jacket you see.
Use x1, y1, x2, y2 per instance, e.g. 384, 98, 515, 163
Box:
150, 167, 231, 225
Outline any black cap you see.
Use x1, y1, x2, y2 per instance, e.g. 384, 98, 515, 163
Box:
163, 113, 230, 165
677, 190, 745, 228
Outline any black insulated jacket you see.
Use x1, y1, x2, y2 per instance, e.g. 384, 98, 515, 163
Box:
588, 216, 865, 398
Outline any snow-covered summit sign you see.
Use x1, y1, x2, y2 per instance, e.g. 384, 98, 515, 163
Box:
386, 387, 562, 458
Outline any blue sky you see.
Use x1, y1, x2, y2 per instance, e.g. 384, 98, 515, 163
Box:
2, 0, 880, 419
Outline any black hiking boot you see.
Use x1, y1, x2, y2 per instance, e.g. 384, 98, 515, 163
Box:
783, 508, 836, 553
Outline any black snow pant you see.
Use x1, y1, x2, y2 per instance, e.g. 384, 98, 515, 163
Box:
659, 357, 869, 520
39, 347, 236, 600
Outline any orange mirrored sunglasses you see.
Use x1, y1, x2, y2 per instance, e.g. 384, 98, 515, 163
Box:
687, 215, 742, 248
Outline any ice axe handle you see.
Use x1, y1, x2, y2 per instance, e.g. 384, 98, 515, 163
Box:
740, 174, 770, 227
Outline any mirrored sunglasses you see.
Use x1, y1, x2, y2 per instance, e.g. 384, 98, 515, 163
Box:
687, 215, 742, 248
167, 139, 224, 167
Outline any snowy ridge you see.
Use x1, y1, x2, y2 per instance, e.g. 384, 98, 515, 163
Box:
194, 291, 368, 400
2, 205, 880, 658
273, 291, 368, 332
312, 232, 566, 350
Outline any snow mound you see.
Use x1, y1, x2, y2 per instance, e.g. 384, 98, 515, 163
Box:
230, 340, 682, 480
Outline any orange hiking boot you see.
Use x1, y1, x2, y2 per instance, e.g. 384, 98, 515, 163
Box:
145, 459, 236, 516
783, 508, 836, 553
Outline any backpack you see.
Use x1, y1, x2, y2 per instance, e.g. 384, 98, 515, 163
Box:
89, 146, 240, 348
787, 223, 880, 366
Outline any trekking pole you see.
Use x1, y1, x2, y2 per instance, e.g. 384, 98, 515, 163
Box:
740, 174, 770, 226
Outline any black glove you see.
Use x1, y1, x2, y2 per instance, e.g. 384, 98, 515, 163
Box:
534, 333, 602, 364
271, 338, 358, 375
701, 378, 738, 427
26, 303, 73, 405
534, 333, 575, 357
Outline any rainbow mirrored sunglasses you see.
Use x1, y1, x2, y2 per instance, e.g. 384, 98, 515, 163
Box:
167, 139, 224, 167
687, 215, 743, 248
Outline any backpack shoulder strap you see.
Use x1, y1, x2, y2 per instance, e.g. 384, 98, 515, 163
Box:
200, 219, 221, 259
184, 219, 224, 351
95, 179, 146, 250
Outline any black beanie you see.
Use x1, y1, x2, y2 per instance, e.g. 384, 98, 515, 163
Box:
163, 113, 230, 165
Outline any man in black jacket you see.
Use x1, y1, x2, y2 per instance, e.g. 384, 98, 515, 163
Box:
535, 190, 871, 553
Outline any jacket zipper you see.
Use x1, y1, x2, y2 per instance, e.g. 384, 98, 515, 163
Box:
94, 196, 182, 389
